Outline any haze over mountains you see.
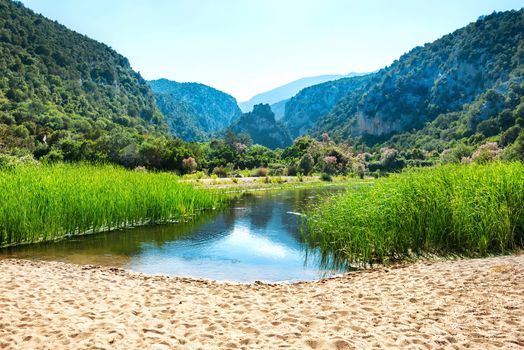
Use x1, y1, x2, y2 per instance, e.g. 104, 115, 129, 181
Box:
1, 0, 523, 155
150, 6, 524, 152
282, 75, 373, 138
149, 79, 241, 142
147, 74, 372, 147
238, 74, 356, 113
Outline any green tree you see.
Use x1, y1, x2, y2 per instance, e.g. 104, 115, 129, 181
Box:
299, 153, 314, 175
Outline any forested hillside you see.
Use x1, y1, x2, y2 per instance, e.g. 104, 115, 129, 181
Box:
283, 74, 373, 138
0, 0, 172, 164
149, 79, 241, 141
1, 0, 522, 175
310, 9, 524, 150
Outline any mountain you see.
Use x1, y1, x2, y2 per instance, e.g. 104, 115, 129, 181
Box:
149, 79, 242, 141
239, 74, 361, 112
270, 99, 289, 120
230, 104, 292, 149
0, 0, 165, 155
310, 9, 524, 149
283, 74, 374, 138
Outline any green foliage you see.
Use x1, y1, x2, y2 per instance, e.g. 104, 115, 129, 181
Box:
230, 104, 292, 149
281, 136, 315, 161
320, 173, 332, 182
500, 125, 522, 146
253, 167, 268, 177
0, 0, 519, 179
212, 165, 229, 178
299, 153, 314, 175
0, 0, 177, 168
503, 128, 524, 161
286, 164, 298, 176
307, 9, 524, 152
307, 163, 524, 266
386, 82, 524, 152
440, 144, 474, 164
268, 163, 286, 176
0, 163, 228, 247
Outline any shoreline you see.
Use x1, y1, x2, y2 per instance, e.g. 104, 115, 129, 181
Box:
1, 255, 523, 349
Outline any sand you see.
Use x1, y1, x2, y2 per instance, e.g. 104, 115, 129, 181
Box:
0, 255, 523, 350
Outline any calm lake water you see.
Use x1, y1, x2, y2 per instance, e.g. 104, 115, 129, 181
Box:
0, 187, 346, 283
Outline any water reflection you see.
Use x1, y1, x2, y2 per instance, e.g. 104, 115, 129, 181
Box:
0, 187, 347, 282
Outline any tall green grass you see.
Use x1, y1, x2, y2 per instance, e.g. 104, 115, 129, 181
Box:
306, 163, 524, 266
0, 163, 228, 247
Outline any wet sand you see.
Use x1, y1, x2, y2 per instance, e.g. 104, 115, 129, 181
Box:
0, 255, 523, 349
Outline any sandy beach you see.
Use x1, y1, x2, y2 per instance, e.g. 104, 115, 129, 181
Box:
0, 255, 522, 350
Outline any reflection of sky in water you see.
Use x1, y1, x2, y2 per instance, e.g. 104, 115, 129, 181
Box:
1, 187, 346, 283
218, 224, 291, 260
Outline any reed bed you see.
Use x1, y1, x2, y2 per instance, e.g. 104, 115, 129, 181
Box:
306, 162, 524, 266
0, 163, 228, 247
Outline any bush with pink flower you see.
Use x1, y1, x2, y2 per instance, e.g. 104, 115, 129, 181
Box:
181, 157, 197, 174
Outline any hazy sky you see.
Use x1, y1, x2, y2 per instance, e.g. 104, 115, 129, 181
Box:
21, 0, 524, 101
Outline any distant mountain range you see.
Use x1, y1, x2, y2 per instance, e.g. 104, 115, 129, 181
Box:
238, 74, 364, 114
149, 79, 241, 141
164, 8, 523, 151
1, 0, 522, 157
149, 75, 369, 146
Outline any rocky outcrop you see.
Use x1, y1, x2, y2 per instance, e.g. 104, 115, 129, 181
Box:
231, 104, 292, 149
312, 9, 524, 143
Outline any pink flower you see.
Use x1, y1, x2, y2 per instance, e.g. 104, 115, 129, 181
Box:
324, 156, 337, 164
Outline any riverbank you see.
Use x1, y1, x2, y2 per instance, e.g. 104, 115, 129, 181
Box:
0, 163, 228, 248
186, 175, 362, 191
1, 255, 522, 349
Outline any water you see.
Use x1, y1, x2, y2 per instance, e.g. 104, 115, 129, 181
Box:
0, 187, 346, 283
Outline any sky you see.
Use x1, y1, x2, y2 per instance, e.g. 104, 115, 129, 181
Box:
21, 0, 524, 102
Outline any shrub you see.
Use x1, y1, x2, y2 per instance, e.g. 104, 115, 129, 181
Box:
212, 166, 229, 178
268, 163, 286, 176
270, 176, 286, 184
380, 148, 405, 171
322, 156, 338, 175
286, 164, 298, 176
253, 167, 268, 177
41, 149, 64, 163
181, 157, 197, 174
500, 126, 522, 147
471, 142, 502, 164
440, 144, 474, 164
320, 173, 332, 182
299, 153, 314, 175
352, 162, 366, 179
